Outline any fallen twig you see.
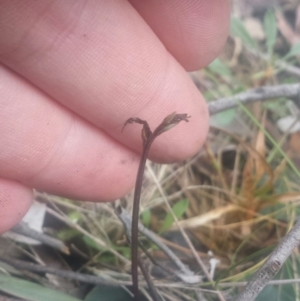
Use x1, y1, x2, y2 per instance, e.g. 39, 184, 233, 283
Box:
233, 219, 300, 301
11, 222, 69, 255
219, 278, 300, 287
208, 83, 300, 115
0, 256, 123, 287
0, 256, 219, 295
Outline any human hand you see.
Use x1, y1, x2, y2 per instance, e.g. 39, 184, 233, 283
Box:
0, 0, 230, 233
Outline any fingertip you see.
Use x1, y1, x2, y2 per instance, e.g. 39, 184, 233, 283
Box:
0, 178, 33, 234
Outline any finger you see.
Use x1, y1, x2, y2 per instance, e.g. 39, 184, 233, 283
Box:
129, 0, 231, 71
0, 0, 209, 163
0, 65, 138, 201
0, 178, 33, 234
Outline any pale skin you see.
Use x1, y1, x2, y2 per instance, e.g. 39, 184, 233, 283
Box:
0, 0, 230, 233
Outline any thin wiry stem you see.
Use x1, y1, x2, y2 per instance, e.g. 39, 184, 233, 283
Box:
130, 134, 155, 300
122, 113, 190, 301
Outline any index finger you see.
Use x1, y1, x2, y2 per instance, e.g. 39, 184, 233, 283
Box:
0, 0, 229, 162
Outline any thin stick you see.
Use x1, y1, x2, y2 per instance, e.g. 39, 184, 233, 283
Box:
11, 222, 69, 254
234, 219, 300, 301
208, 83, 300, 116
0, 256, 224, 295
0, 256, 122, 287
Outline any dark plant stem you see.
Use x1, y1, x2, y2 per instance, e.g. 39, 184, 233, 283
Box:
131, 134, 156, 300
122, 112, 190, 301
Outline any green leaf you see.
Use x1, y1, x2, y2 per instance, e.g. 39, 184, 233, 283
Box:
210, 108, 237, 127
57, 228, 80, 241
160, 199, 189, 232
0, 273, 81, 301
263, 10, 277, 56
83, 235, 106, 251
82, 236, 130, 259
68, 210, 82, 223
85, 285, 133, 301
208, 58, 232, 77
141, 209, 151, 227
230, 17, 257, 49
283, 42, 300, 60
